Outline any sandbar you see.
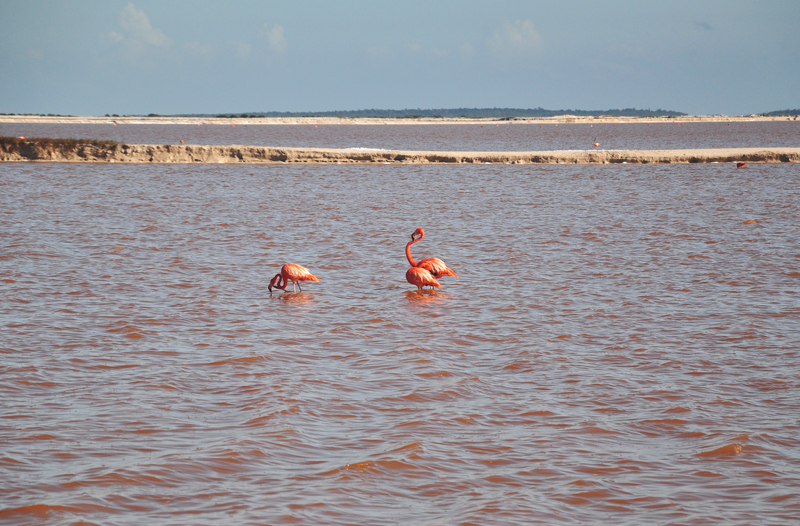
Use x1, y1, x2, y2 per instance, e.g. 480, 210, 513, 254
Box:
2, 140, 798, 165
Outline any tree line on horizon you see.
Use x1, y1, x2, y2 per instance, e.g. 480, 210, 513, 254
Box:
765, 109, 800, 116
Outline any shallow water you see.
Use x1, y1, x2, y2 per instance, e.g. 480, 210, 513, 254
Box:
1, 159, 799, 525
2, 120, 799, 151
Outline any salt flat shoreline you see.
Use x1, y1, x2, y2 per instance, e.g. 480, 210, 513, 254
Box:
1, 114, 797, 125
2, 141, 799, 165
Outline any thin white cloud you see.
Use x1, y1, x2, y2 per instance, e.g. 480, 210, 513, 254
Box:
118, 3, 170, 47
262, 24, 287, 53
488, 20, 543, 57
104, 31, 124, 44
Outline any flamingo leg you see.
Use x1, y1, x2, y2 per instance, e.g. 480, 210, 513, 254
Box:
297, 281, 302, 292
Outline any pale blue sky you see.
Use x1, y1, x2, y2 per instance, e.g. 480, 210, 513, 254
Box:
1, 0, 798, 115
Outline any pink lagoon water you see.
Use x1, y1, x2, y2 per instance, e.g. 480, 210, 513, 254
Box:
1, 123, 799, 525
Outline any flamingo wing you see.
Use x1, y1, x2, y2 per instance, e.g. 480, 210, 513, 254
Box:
419, 258, 459, 279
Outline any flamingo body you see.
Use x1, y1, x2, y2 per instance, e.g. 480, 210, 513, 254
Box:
405, 228, 459, 280
406, 267, 441, 290
269, 263, 321, 293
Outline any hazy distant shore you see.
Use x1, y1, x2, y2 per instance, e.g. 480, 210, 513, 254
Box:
1, 114, 797, 125
2, 139, 798, 165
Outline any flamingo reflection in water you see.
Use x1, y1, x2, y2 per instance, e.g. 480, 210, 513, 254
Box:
268, 264, 321, 293
277, 292, 315, 305
404, 287, 447, 306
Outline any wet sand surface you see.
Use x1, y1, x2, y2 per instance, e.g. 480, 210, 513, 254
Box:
1, 159, 799, 524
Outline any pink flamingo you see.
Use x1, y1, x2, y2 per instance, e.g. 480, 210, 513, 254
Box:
405, 228, 459, 280
268, 263, 321, 293
406, 267, 441, 290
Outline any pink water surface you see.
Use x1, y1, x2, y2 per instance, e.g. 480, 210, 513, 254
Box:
1, 120, 798, 151
1, 134, 799, 524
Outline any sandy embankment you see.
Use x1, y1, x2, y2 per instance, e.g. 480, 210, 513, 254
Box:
1, 140, 799, 165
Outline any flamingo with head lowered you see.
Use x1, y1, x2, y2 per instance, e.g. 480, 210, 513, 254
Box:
406, 228, 459, 281
406, 267, 441, 290
268, 263, 321, 293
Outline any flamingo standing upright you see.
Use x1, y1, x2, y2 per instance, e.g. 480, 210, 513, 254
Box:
406, 267, 441, 290
405, 228, 459, 282
268, 263, 321, 293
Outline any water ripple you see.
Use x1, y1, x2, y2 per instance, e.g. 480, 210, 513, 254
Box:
1, 159, 799, 525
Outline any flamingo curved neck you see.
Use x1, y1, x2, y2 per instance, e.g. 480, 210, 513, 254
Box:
406, 230, 426, 267
269, 273, 286, 291
405, 239, 419, 267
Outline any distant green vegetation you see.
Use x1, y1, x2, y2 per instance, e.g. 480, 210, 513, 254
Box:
765, 109, 800, 116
